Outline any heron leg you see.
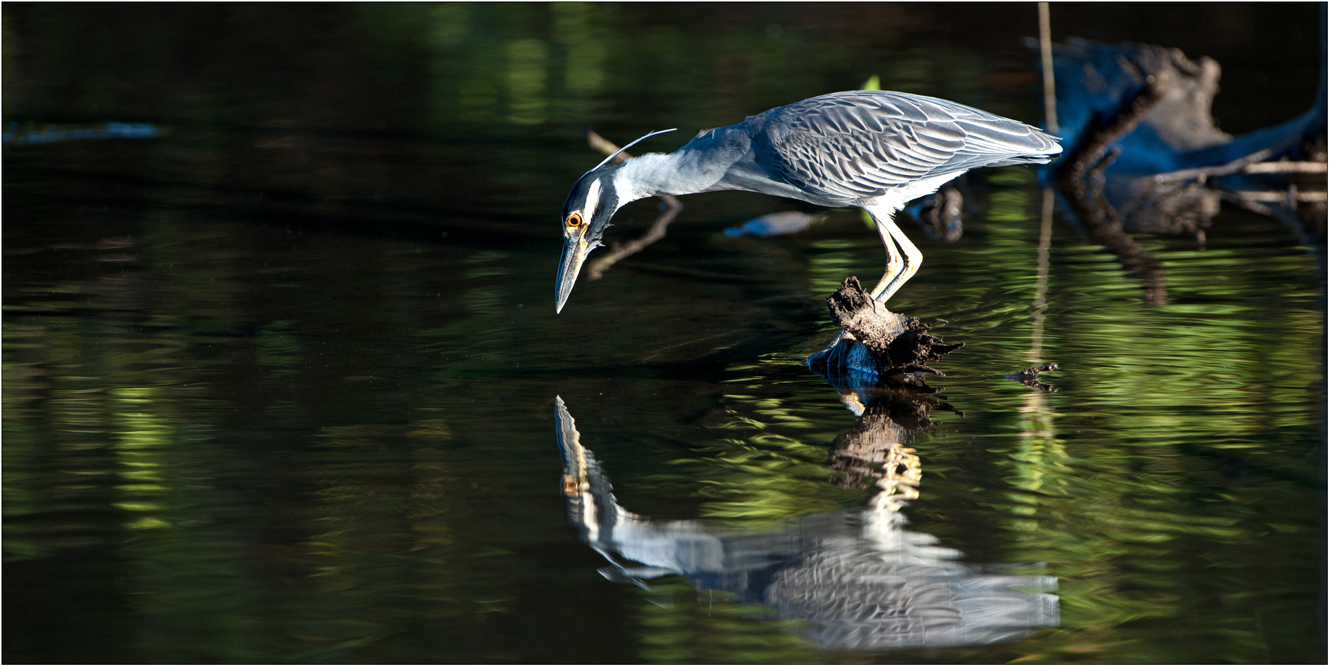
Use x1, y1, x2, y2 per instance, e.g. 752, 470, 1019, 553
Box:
867, 210, 906, 302
874, 215, 923, 303
817, 208, 914, 357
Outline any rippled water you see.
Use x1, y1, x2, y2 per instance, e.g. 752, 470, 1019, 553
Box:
4, 4, 1325, 663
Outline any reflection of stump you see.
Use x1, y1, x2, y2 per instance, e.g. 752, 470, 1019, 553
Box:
828, 385, 956, 512
830, 410, 915, 493
808, 277, 963, 384
829, 405, 920, 513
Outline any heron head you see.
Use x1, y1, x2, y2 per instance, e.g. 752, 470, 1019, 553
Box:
555, 166, 624, 313
555, 128, 676, 313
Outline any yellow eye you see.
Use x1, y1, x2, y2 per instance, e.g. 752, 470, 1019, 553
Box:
567, 212, 583, 227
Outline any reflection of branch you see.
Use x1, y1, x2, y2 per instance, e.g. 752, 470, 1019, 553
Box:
1059, 180, 1170, 305
1029, 189, 1054, 361
1055, 77, 1171, 305
1220, 189, 1328, 254
584, 130, 684, 280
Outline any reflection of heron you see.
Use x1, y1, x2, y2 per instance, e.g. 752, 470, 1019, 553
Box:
553, 396, 1058, 651
555, 90, 1061, 312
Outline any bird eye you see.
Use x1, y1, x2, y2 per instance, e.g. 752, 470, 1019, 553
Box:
567, 213, 583, 227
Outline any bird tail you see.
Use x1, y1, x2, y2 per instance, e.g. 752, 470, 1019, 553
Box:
986, 152, 1060, 168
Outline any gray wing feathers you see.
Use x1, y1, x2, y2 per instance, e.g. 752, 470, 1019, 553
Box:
751, 91, 1060, 203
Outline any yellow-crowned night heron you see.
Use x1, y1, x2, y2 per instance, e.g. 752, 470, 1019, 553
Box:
556, 90, 1061, 312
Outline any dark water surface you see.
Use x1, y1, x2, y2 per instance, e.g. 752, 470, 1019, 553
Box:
4, 4, 1325, 663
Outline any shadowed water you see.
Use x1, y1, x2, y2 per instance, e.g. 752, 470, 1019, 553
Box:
3, 4, 1325, 664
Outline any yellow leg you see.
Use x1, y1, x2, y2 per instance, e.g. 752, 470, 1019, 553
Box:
865, 209, 923, 304
868, 209, 905, 301
875, 215, 923, 303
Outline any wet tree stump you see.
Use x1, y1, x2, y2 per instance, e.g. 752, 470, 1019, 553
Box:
807, 276, 963, 386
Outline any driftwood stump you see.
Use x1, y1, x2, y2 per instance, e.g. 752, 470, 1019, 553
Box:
1041, 37, 1327, 298
807, 276, 963, 386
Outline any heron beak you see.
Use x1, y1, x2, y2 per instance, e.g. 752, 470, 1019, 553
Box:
555, 236, 590, 313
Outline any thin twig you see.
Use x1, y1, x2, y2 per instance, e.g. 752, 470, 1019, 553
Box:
1146, 148, 1275, 184
1242, 161, 1328, 174
1230, 189, 1327, 203
583, 129, 684, 280
1038, 2, 1058, 135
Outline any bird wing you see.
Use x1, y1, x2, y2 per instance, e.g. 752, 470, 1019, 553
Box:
750, 91, 1060, 203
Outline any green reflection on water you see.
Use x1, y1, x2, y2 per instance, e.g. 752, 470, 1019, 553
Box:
636, 580, 812, 664
553, 3, 607, 98
507, 39, 550, 125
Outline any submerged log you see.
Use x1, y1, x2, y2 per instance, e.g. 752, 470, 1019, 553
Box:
807, 276, 963, 385
1039, 34, 1327, 296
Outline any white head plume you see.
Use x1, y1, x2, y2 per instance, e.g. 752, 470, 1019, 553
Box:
581, 128, 677, 178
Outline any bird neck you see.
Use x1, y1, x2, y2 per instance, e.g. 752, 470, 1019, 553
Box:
613, 151, 713, 201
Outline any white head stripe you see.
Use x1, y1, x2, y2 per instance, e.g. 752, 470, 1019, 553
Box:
583, 178, 602, 221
